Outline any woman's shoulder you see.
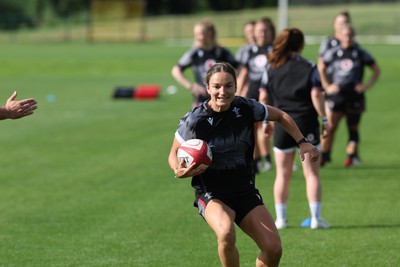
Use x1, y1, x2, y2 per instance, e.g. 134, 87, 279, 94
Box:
182, 47, 204, 57
288, 55, 315, 70
233, 96, 261, 108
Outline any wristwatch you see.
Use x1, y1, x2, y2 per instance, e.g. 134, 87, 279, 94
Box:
297, 137, 310, 147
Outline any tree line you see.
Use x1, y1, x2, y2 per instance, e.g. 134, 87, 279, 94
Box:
0, 0, 392, 30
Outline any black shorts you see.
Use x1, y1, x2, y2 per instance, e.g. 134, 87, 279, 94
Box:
194, 189, 264, 225
326, 94, 365, 113
274, 114, 320, 150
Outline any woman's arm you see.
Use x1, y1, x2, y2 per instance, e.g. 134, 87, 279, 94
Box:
355, 63, 381, 93
311, 87, 329, 138
236, 67, 249, 97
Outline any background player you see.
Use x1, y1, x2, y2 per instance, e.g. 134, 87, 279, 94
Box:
318, 11, 353, 166
319, 24, 380, 167
261, 28, 330, 229
236, 17, 276, 173
171, 19, 238, 108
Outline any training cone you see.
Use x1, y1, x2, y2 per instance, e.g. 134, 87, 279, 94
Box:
113, 86, 135, 99
300, 218, 311, 227
134, 85, 160, 100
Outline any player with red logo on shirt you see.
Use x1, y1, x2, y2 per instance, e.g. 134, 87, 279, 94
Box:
171, 19, 238, 108
319, 24, 380, 167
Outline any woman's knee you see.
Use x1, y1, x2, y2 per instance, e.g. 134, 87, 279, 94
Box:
270, 235, 282, 255
260, 238, 282, 263
259, 232, 282, 257
217, 227, 236, 247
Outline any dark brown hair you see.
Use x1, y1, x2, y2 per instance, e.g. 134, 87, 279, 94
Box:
205, 62, 237, 87
268, 28, 304, 69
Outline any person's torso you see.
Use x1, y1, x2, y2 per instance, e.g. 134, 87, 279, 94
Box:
267, 56, 317, 117
245, 44, 272, 85
176, 97, 266, 193
324, 46, 374, 87
178, 46, 238, 86
319, 36, 340, 57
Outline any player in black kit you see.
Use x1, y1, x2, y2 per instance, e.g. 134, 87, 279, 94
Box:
317, 11, 352, 74
168, 62, 319, 267
261, 28, 330, 229
319, 24, 380, 167
171, 19, 238, 108
236, 17, 276, 173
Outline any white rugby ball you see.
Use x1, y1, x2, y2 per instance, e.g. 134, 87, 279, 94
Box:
177, 139, 212, 171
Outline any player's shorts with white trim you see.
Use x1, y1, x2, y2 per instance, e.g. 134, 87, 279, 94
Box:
274, 114, 320, 150
194, 188, 264, 225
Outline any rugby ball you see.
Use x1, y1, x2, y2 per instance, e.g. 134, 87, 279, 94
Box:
177, 139, 212, 171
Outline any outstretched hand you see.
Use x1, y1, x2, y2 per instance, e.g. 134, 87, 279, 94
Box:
5, 91, 37, 119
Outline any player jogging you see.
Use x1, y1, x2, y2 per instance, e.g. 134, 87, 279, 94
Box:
168, 62, 319, 266
261, 28, 330, 229
236, 17, 276, 173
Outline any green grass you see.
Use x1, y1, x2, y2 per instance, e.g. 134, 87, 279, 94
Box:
0, 42, 399, 267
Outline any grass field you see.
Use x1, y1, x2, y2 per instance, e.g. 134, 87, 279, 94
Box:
0, 42, 399, 267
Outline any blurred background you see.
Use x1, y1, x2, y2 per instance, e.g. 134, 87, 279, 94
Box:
0, 0, 399, 44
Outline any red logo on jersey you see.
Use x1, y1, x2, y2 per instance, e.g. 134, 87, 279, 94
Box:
204, 59, 217, 70
254, 54, 267, 68
340, 59, 353, 72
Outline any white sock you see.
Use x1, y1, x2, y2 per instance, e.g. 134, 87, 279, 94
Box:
275, 203, 287, 221
309, 202, 321, 220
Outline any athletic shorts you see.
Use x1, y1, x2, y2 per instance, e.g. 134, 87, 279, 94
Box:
326, 90, 366, 113
194, 189, 264, 225
326, 96, 365, 114
274, 114, 320, 151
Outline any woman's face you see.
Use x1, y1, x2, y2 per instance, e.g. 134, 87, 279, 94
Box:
244, 24, 255, 44
339, 28, 354, 49
194, 25, 212, 48
334, 15, 349, 34
254, 21, 274, 46
254, 22, 269, 46
206, 71, 236, 112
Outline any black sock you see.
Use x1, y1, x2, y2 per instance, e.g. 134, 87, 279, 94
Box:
348, 153, 358, 159
322, 152, 331, 162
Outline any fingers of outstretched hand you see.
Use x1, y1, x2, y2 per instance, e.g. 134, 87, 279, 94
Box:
7, 91, 17, 102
